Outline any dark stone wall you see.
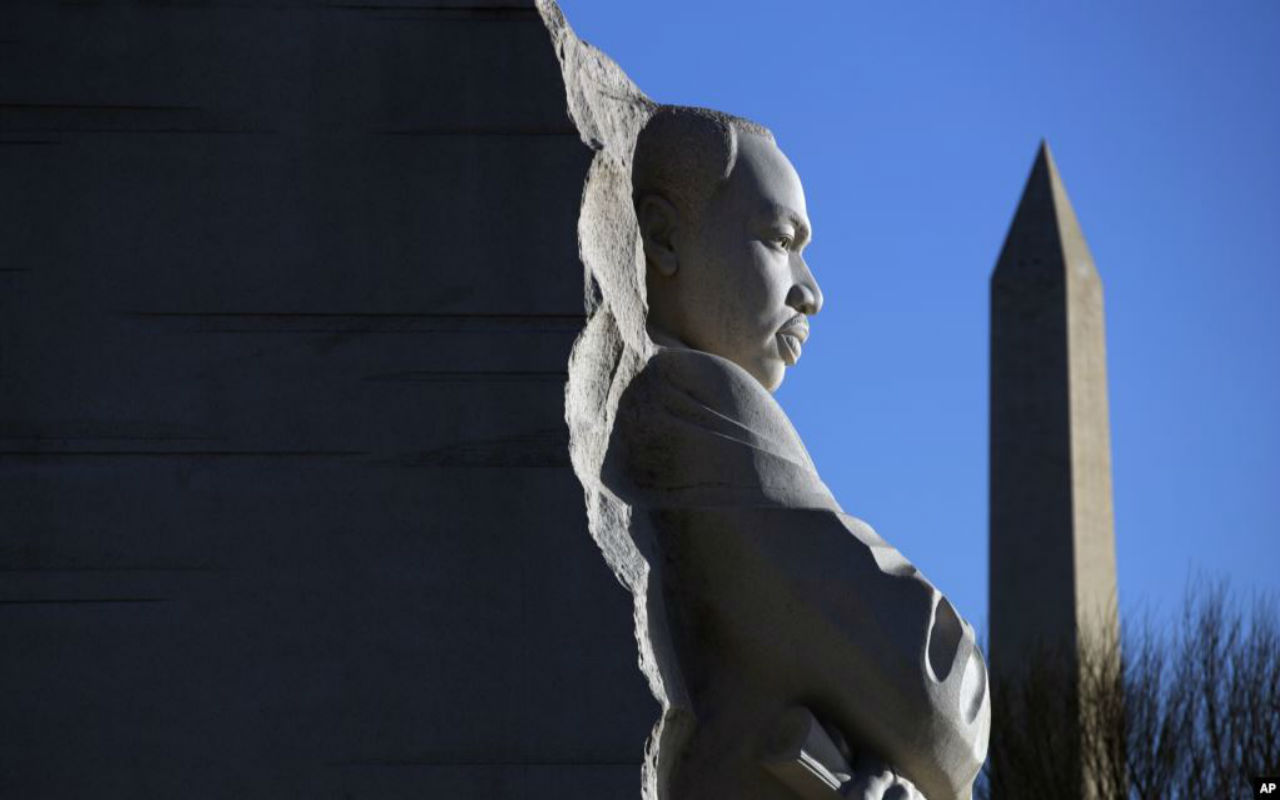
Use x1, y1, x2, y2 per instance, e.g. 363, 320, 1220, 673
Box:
0, 2, 654, 796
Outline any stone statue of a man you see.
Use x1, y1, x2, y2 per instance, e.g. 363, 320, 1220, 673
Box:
541, 6, 990, 799
599, 105, 989, 800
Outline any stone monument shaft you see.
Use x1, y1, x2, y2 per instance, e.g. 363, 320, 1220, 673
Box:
989, 142, 1119, 674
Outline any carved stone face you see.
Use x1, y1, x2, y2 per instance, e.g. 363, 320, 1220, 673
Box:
643, 133, 823, 392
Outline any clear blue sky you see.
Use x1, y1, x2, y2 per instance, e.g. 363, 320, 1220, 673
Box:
557, 0, 1280, 635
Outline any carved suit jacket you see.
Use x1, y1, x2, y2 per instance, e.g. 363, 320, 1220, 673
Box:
602, 345, 990, 800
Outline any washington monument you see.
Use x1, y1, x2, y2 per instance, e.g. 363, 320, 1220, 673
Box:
989, 143, 1120, 695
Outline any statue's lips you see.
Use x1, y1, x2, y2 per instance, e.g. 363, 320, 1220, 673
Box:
776, 316, 809, 366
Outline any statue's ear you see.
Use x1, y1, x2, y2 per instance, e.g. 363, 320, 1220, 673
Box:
637, 194, 680, 278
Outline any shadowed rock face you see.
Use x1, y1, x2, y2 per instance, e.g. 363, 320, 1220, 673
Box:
0, 2, 655, 796
539, 3, 989, 798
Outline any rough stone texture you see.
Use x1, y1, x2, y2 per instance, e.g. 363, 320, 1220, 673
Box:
537, 5, 669, 796
543, 3, 989, 797
0, 2, 654, 797
988, 142, 1121, 791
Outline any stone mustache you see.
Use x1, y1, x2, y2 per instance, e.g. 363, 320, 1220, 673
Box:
540, 4, 990, 798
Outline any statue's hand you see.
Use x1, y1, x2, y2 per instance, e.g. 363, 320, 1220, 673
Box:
843, 755, 926, 800
762, 708, 928, 800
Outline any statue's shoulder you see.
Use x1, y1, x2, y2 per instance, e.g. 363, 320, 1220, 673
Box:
625, 345, 783, 429
634, 343, 744, 381
605, 345, 834, 509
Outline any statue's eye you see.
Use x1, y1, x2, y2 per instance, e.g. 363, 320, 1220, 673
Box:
774, 235, 793, 250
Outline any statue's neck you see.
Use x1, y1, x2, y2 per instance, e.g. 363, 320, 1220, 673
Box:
645, 322, 690, 352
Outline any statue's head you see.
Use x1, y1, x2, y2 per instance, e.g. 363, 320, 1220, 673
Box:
632, 105, 823, 392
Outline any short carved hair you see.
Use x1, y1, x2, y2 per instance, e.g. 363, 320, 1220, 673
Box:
631, 105, 775, 224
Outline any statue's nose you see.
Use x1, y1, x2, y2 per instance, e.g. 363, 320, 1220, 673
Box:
787, 258, 823, 316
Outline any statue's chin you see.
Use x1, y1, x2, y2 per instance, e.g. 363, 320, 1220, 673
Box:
719, 350, 784, 394
752, 359, 786, 394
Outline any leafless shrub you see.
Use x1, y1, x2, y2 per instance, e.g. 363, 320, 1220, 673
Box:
979, 579, 1280, 800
